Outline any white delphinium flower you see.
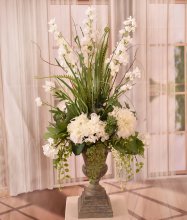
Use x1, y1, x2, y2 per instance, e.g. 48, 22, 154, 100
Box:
108, 48, 129, 77
125, 67, 141, 80
35, 97, 42, 107
109, 61, 120, 75
107, 16, 136, 76
48, 19, 78, 74
120, 67, 141, 92
67, 113, 108, 144
120, 84, 132, 92
85, 6, 95, 18
42, 138, 58, 159
48, 18, 57, 33
80, 7, 96, 66
57, 100, 67, 112
109, 107, 136, 139
42, 81, 55, 92
123, 16, 136, 33
57, 36, 77, 74
107, 40, 129, 77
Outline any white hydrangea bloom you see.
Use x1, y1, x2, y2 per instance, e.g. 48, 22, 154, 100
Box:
86, 113, 109, 143
42, 81, 55, 92
35, 97, 42, 107
67, 113, 108, 144
67, 113, 89, 144
42, 138, 58, 159
109, 107, 136, 139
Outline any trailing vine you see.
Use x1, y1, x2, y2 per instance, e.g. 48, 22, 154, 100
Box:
53, 143, 72, 185
112, 148, 144, 184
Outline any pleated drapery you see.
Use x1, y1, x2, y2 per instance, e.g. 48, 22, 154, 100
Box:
134, 0, 186, 178
0, 0, 128, 196
0, 0, 54, 196
1, 0, 184, 196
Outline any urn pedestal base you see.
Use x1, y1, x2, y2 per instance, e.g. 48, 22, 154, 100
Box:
78, 184, 113, 218
65, 194, 129, 220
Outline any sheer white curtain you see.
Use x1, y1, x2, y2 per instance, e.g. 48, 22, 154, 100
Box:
1, 0, 166, 196
0, 0, 54, 196
1, 0, 131, 196
0, 53, 8, 195
134, 0, 186, 178
110, 0, 132, 47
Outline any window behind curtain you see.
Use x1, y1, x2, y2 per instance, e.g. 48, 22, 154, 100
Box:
147, 1, 187, 176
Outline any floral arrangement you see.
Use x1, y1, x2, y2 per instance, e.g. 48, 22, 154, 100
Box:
35, 7, 147, 182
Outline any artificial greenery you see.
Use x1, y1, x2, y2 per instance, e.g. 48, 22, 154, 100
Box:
84, 144, 107, 183
37, 8, 147, 185
53, 143, 72, 181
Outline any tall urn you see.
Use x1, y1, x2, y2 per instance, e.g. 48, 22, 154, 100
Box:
78, 144, 113, 218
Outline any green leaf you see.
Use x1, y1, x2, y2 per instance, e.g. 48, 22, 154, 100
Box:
113, 136, 144, 156
47, 127, 57, 134
105, 115, 117, 136
44, 122, 68, 140
65, 104, 79, 122
72, 143, 85, 155
126, 138, 144, 155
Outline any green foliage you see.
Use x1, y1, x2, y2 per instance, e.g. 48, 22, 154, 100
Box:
135, 160, 144, 173
51, 30, 113, 116
111, 132, 145, 181
54, 90, 69, 101
72, 143, 85, 155
105, 116, 117, 136
85, 144, 106, 183
44, 124, 67, 140
101, 97, 121, 120
112, 134, 144, 156
44, 105, 79, 142
39, 15, 146, 185
53, 143, 72, 182
113, 151, 144, 181
50, 108, 65, 122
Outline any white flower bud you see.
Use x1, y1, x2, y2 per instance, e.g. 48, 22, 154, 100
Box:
35, 97, 42, 107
